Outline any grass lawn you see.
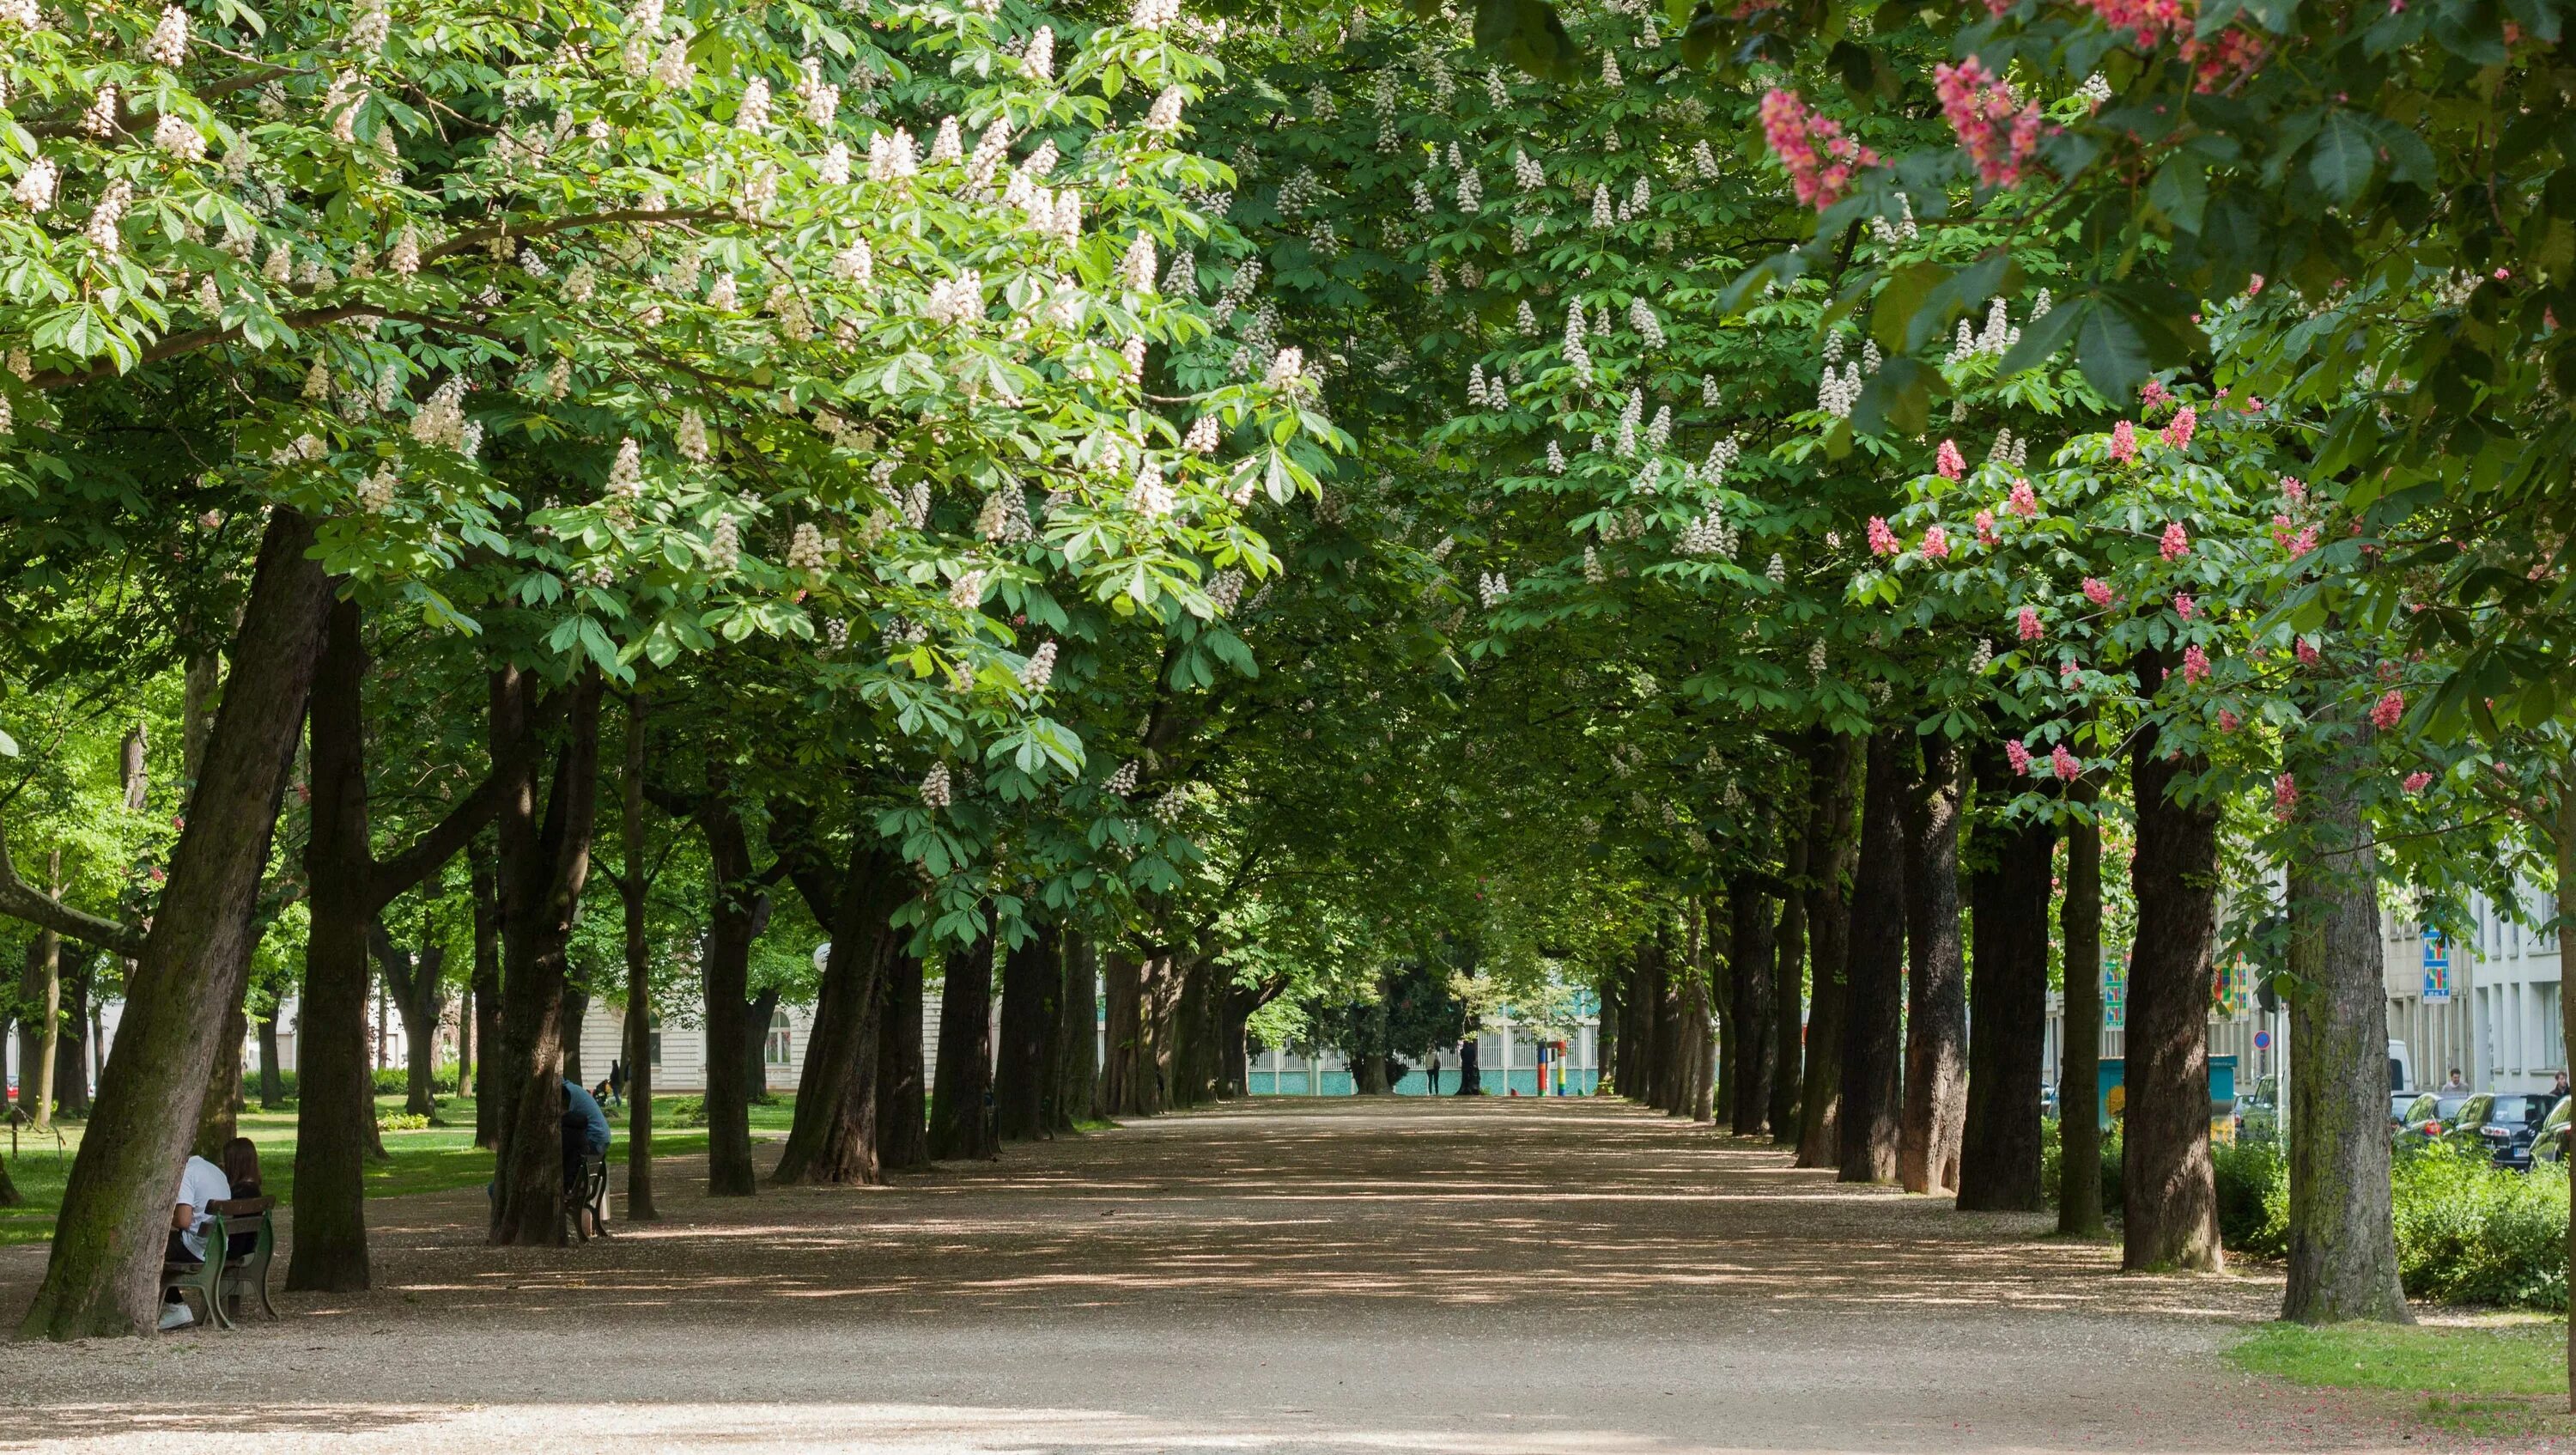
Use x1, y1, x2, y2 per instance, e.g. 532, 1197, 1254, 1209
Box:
2228, 1318, 2575, 1440
0, 1093, 798, 1246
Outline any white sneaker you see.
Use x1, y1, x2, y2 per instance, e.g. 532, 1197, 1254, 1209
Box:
158, 1302, 196, 1331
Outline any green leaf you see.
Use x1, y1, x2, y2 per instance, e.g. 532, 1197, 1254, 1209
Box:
2307, 110, 2377, 204
1996, 295, 2085, 375
1853, 355, 1940, 437
0, 726, 15, 757
2148, 155, 2209, 234
2072, 302, 2152, 400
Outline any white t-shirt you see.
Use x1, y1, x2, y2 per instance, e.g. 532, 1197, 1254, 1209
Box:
173, 1155, 230, 1260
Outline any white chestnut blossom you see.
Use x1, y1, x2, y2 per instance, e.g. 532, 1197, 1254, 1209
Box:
919, 763, 952, 807
144, 5, 189, 65
1020, 641, 1058, 689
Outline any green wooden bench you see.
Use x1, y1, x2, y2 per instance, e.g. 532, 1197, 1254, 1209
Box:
221, 1209, 280, 1323
159, 1210, 280, 1330
160, 1214, 230, 1330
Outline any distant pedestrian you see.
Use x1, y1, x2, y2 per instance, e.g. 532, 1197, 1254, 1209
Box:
2553, 1071, 2570, 1101
2444, 1068, 2467, 1092
1425, 1054, 1441, 1096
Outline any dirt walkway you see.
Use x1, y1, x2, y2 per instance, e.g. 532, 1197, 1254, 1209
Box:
0, 1099, 2458, 1452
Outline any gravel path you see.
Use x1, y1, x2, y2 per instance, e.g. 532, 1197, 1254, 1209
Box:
0, 1098, 2463, 1452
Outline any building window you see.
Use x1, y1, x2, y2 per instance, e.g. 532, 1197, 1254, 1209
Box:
764, 1007, 793, 1066
647, 1016, 662, 1069
2543, 983, 2567, 1070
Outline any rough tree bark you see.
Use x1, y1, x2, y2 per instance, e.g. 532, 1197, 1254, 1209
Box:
1054, 935, 1098, 1129
1899, 737, 1968, 1196
613, 693, 659, 1221
371, 916, 447, 1118
928, 934, 998, 1160
993, 926, 1059, 1139
691, 787, 762, 1197
876, 950, 929, 1171
471, 855, 503, 1148
1770, 779, 1813, 1141
2058, 798, 2105, 1236
1837, 729, 1911, 1184
11, 511, 329, 1340
2123, 661, 2224, 1271
489, 668, 604, 1247
1796, 735, 1861, 1167
1728, 879, 1777, 1135
1956, 758, 2056, 1213
774, 833, 906, 1185
2281, 738, 2409, 1323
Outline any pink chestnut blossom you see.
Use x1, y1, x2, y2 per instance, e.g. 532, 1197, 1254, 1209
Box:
1974, 508, 1999, 545
2294, 636, 2320, 665
1932, 57, 2043, 189
2161, 405, 2196, 450
2218, 709, 2240, 732
1759, 89, 1880, 211
2140, 378, 2169, 411
2273, 772, 2298, 819
2109, 420, 2140, 464
2160, 522, 2190, 561
2182, 644, 2210, 683
2403, 770, 2433, 794
2173, 593, 2196, 619
1921, 525, 1952, 559
2016, 606, 2043, 641
2051, 745, 2080, 781
1935, 438, 1967, 478
2005, 740, 2032, 775
2082, 577, 2112, 606
2372, 689, 2405, 729
2289, 526, 2318, 557
1868, 516, 1900, 556
2281, 476, 2306, 502
2007, 478, 2039, 518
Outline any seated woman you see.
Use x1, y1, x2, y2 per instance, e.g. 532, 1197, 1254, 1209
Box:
214, 1136, 274, 1257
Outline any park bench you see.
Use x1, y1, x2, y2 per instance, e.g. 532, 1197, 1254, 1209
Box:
159, 1209, 277, 1330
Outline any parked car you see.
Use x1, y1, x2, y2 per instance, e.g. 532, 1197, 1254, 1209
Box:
2533, 1097, 2573, 1165
2397, 1091, 2475, 1145
2441, 1093, 2558, 1168
2390, 1091, 2419, 1130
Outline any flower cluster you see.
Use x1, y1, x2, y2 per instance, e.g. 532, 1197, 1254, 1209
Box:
1932, 58, 2041, 189
1758, 89, 1878, 210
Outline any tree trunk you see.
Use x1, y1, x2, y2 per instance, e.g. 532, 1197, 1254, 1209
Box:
1837, 728, 1910, 1183
2122, 667, 2224, 1272
55, 955, 90, 1118
695, 791, 761, 1197
2281, 739, 2409, 1323
17, 510, 329, 1341
289, 599, 378, 1293
26, 869, 58, 1129
191, 995, 250, 1161
1698, 899, 1723, 1122
1596, 973, 1621, 1097
1899, 737, 1968, 1196
1453, 1030, 1483, 1094
1101, 953, 1161, 1117
1217, 977, 1258, 1101
1729, 876, 1777, 1135
1624, 941, 1657, 1103
742, 984, 778, 1105
560, 985, 591, 1092
471, 854, 503, 1148
775, 841, 904, 1184
928, 934, 997, 1160
1055, 936, 1099, 1128
1771, 785, 1813, 1141
877, 950, 929, 1171
1354, 986, 1394, 1096
256, 1006, 283, 1111
2555, 771, 2576, 1410
489, 668, 604, 1247
1797, 735, 1861, 1166
1956, 762, 2056, 1213
373, 919, 447, 1118
2058, 801, 2105, 1236
993, 926, 1056, 1139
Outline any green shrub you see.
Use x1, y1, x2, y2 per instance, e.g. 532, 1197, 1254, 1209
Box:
375, 1111, 431, 1131
665, 1096, 708, 1127
370, 1063, 461, 1096
2210, 1139, 2289, 1257
2391, 1142, 2569, 1312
